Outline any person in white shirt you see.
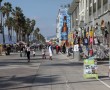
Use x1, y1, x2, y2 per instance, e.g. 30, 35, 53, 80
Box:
42, 47, 46, 59
32, 48, 36, 57
48, 45, 53, 60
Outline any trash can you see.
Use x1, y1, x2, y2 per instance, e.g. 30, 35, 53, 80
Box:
73, 44, 80, 61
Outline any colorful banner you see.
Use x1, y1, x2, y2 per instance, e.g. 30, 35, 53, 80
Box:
84, 59, 98, 79
61, 32, 68, 40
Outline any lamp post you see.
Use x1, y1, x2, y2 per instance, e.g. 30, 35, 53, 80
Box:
108, 36, 110, 77
108, 56, 110, 77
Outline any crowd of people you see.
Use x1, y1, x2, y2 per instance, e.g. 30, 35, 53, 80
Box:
1, 32, 109, 63
70, 28, 109, 59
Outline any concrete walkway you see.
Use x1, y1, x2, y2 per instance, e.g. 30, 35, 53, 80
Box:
0, 51, 110, 90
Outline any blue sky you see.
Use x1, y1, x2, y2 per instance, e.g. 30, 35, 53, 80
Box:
2, 0, 73, 37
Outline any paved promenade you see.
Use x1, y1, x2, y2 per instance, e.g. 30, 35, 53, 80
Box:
0, 51, 110, 90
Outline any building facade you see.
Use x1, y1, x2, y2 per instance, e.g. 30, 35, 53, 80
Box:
68, 0, 80, 45
68, 0, 110, 41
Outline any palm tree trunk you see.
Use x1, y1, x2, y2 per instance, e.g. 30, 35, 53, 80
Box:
18, 29, 21, 41
16, 31, 19, 42
10, 29, 12, 41
2, 17, 5, 44
22, 34, 25, 42
27, 34, 29, 43
8, 29, 11, 41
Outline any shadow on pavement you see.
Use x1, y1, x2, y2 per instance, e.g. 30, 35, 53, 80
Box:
44, 62, 83, 67
1, 75, 110, 90
0, 74, 59, 90
0, 57, 43, 61
0, 58, 43, 67
98, 76, 109, 79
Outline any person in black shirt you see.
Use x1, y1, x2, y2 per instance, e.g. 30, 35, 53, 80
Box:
104, 27, 109, 45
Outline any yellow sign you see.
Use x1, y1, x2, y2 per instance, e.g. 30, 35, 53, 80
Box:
84, 59, 98, 79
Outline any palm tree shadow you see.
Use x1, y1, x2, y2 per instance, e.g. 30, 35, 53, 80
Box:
0, 74, 59, 90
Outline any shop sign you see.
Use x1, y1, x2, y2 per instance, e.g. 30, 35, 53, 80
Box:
84, 59, 98, 79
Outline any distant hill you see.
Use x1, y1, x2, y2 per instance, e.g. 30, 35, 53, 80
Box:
0, 34, 16, 44
46, 35, 56, 40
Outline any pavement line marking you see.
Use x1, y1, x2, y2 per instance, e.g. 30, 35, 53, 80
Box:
61, 52, 110, 89
63, 76, 70, 90
98, 79, 110, 89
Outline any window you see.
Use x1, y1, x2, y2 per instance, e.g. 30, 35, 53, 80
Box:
94, 0, 96, 3
97, 0, 101, 9
86, 0, 88, 7
103, 0, 108, 5
93, 0, 96, 13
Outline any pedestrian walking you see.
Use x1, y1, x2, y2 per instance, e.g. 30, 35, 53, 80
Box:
62, 43, 66, 54
20, 45, 23, 57
48, 45, 53, 60
104, 27, 109, 45
32, 49, 36, 57
26, 44, 31, 62
83, 36, 89, 50
24, 45, 27, 56
42, 47, 46, 59
56, 45, 59, 54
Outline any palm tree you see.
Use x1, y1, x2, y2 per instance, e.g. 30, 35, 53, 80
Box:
5, 16, 13, 41
25, 18, 31, 43
3, 2, 12, 18
12, 18, 19, 42
12, 7, 24, 42
0, 1, 5, 44
33, 29, 38, 40
1, 2, 12, 43
30, 19, 36, 41
33, 27, 40, 41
